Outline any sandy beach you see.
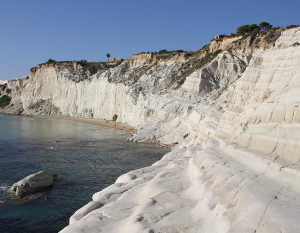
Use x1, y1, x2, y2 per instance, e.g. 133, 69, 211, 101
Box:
48, 116, 137, 134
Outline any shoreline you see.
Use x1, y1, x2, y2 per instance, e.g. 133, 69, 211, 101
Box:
48, 116, 138, 134
2, 113, 172, 148
48, 116, 172, 148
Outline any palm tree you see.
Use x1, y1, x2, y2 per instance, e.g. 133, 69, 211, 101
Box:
106, 53, 111, 62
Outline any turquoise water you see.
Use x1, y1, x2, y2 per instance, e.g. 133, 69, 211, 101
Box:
0, 114, 169, 232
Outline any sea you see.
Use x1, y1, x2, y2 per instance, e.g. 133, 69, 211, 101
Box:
0, 114, 169, 233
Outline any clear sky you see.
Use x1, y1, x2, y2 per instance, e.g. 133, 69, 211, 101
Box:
0, 0, 299, 80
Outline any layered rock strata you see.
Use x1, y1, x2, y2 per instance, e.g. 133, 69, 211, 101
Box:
1, 27, 300, 232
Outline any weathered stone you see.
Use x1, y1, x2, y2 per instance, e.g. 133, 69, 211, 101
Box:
9, 171, 54, 198
2, 27, 300, 233
59, 27, 300, 233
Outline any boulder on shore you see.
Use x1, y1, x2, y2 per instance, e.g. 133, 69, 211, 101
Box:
9, 171, 55, 198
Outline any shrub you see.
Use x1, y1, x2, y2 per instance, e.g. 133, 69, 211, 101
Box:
6, 88, 11, 94
112, 114, 118, 121
159, 49, 168, 54
46, 59, 56, 64
293, 42, 300, 46
184, 53, 191, 58
264, 29, 282, 44
0, 95, 11, 107
174, 49, 223, 89
77, 61, 110, 75
177, 77, 186, 86
286, 25, 299, 29
183, 133, 189, 139
80, 60, 88, 65
213, 49, 222, 56
88, 63, 98, 75
0, 84, 7, 91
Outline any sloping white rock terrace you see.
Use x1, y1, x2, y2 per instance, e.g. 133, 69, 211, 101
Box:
59, 27, 300, 233
1, 27, 300, 232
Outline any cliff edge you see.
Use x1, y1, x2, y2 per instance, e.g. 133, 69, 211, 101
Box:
1, 27, 300, 233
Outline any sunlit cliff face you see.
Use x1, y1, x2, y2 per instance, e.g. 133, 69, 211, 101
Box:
2, 26, 300, 233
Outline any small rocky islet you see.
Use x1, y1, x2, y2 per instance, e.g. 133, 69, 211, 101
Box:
9, 171, 55, 198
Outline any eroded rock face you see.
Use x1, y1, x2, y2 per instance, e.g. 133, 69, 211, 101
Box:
9, 171, 54, 198
3, 27, 300, 232
58, 28, 300, 233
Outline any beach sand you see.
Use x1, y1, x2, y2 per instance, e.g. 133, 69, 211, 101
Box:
48, 116, 137, 134
48, 116, 172, 147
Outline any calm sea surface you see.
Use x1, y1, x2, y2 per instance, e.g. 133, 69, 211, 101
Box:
0, 114, 169, 233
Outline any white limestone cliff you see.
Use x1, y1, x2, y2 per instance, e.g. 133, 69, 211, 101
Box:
2, 27, 300, 232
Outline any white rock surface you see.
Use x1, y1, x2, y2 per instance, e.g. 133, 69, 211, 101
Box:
177, 50, 246, 100
9, 171, 54, 198
2, 27, 300, 232
59, 28, 300, 233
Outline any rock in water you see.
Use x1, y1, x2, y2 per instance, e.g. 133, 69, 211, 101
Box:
9, 171, 54, 198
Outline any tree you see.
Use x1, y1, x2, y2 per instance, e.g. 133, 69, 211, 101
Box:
159, 49, 168, 54
259, 22, 273, 31
106, 53, 111, 62
236, 24, 259, 35
46, 59, 56, 64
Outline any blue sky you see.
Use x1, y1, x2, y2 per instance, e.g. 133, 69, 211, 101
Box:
0, 0, 299, 80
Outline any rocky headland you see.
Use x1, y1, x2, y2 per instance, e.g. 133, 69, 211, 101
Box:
1, 26, 300, 232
